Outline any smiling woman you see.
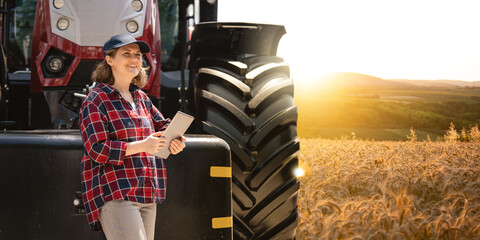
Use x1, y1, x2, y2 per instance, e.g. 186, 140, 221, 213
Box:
79, 33, 187, 238
219, 0, 480, 83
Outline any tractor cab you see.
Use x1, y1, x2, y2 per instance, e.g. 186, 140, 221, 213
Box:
0, 0, 36, 129
0, 0, 217, 130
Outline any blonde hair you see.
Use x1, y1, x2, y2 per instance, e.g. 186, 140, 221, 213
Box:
91, 48, 148, 88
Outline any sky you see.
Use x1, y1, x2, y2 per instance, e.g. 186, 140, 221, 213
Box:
218, 0, 480, 82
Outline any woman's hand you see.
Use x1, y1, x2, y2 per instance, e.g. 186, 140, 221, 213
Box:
142, 132, 168, 154
169, 136, 186, 155
126, 133, 185, 156
126, 132, 167, 156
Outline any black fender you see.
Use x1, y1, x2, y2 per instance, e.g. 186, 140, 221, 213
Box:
0, 131, 232, 240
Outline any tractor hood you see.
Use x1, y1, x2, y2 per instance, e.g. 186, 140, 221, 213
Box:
190, 22, 286, 61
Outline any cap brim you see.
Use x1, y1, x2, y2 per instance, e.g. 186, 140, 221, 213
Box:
112, 40, 151, 54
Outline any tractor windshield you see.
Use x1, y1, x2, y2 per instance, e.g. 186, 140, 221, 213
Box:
158, 0, 181, 71
2, 0, 36, 73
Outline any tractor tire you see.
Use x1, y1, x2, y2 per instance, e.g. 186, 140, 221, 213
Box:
193, 56, 300, 240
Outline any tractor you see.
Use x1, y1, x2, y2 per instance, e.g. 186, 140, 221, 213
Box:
0, 0, 299, 239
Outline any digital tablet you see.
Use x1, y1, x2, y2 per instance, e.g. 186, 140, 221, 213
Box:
152, 111, 194, 158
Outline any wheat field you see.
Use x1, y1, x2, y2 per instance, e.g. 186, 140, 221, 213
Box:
296, 138, 480, 239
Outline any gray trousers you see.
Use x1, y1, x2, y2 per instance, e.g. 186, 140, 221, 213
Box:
99, 199, 157, 240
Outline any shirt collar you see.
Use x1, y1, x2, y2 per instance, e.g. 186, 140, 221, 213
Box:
97, 83, 140, 96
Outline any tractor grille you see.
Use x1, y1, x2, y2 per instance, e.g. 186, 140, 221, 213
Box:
67, 60, 99, 89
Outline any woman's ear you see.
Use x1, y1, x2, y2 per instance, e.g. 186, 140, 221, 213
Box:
105, 55, 113, 66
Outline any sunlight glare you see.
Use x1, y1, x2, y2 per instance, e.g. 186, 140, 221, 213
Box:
293, 167, 305, 178
278, 34, 332, 87
219, 0, 480, 82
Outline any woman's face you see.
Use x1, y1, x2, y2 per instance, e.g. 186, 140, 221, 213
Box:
106, 43, 142, 79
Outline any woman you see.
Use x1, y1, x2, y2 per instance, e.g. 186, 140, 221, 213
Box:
79, 33, 186, 240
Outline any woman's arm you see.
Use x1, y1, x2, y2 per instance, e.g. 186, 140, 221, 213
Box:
80, 99, 127, 166
126, 132, 167, 156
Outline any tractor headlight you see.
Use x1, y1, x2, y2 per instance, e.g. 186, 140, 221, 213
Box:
132, 0, 143, 12
40, 48, 73, 78
71, 97, 81, 109
46, 55, 64, 73
126, 20, 139, 33
53, 0, 65, 9
73, 198, 81, 207
57, 18, 69, 31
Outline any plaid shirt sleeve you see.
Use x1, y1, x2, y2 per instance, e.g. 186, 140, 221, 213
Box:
79, 91, 127, 166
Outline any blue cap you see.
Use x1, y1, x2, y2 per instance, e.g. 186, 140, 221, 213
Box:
102, 33, 150, 57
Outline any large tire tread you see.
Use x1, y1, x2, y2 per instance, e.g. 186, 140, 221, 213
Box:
194, 56, 299, 240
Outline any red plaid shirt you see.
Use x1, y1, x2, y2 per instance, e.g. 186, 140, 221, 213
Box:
79, 83, 170, 231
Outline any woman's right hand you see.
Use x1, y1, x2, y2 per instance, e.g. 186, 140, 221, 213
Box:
142, 132, 167, 154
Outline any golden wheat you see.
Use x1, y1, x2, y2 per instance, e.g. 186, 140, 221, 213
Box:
297, 138, 480, 239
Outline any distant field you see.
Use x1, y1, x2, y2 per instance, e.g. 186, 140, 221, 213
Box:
296, 138, 480, 239
346, 88, 480, 103
295, 86, 480, 140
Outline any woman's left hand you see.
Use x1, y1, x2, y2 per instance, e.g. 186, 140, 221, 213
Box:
169, 136, 186, 155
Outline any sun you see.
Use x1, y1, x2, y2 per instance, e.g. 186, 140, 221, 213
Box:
277, 36, 338, 92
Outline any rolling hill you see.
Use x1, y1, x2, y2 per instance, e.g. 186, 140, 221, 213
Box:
297, 72, 480, 89
294, 72, 480, 140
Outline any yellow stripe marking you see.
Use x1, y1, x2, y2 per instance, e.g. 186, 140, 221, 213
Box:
212, 216, 233, 229
210, 166, 231, 178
